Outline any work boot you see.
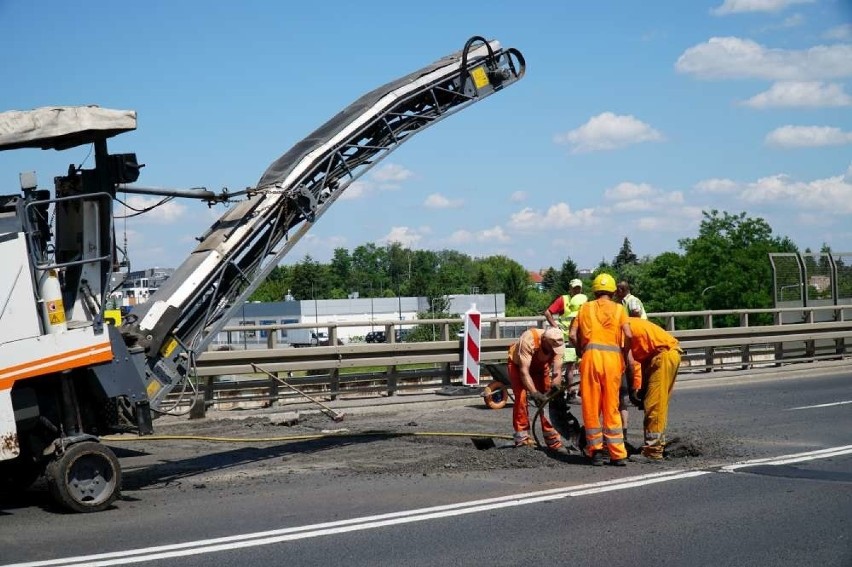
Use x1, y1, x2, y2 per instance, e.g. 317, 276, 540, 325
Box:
590, 451, 606, 466
609, 458, 627, 467
629, 453, 663, 464
514, 436, 534, 448
547, 445, 569, 456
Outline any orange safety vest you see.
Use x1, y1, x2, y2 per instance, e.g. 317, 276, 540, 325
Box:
576, 299, 626, 353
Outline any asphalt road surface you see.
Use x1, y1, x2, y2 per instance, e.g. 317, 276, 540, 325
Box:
1, 366, 850, 566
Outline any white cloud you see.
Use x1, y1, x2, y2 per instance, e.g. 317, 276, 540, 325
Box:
765, 125, 852, 148
339, 180, 368, 200
448, 226, 510, 244
339, 164, 414, 200
711, 0, 814, 15
509, 203, 599, 231
379, 226, 423, 247
116, 196, 186, 223
603, 182, 683, 212
675, 37, 852, 80
635, 207, 704, 232
554, 112, 664, 153
742, 81, 852, 108
509, 191, 527, 202
371, 163, 413, 185
604, 182, 656, 200
824, 24, 852, 41
694, 178, 739, 193
423, 193, 463, 209
740, 166, 852, 213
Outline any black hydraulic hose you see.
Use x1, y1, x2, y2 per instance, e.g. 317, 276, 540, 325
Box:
530, 383, 566, 448
458, 35, 496, 96
505, 47, 526, 80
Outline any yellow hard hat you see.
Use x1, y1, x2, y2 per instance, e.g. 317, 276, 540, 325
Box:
592, 273, 616, 293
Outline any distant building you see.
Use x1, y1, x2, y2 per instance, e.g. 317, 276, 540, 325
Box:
528, 270, 544, 291
214, 293, 506, 348
109, 267, 174, 307
809, 275, 831, 293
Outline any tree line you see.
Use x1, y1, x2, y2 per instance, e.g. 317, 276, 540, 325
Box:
250, 209, 842, 326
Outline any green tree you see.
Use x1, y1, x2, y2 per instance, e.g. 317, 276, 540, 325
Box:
248, 265, 292, 302
554, 257, 579, 295
289, 256, 331, 300
329, 247, 352, 295
613, 236, 638, 271
679, 210, 797, 324
541, 267, 558, 292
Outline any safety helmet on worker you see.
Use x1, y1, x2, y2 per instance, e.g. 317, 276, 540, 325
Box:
592, 273, 616, 293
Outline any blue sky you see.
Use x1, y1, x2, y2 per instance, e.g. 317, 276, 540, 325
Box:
1, 0, 851, 272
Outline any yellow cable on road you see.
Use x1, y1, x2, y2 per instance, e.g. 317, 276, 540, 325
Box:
101, 431, 514, 443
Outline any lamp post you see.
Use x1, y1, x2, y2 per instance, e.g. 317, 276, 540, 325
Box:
780, 283, 803, 301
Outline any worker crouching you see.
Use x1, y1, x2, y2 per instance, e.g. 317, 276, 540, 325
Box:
626, 310, 682, 462
507, 327, 567, 454
570, 273, 634, 466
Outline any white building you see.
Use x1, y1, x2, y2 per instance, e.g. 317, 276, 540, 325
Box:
213, 294, 505, 348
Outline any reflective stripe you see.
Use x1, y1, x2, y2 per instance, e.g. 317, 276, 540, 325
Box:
645, 432, 662, 440
604, 428, 622, 436
514, 432, 530, 443
605, 436, 624, 444
585, 428, 603, 436
585, 343, 622, 353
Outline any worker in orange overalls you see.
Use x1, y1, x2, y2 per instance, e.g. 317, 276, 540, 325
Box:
625, 309, 682, 462
507, 327, 568, 454
570, 273, 634, 466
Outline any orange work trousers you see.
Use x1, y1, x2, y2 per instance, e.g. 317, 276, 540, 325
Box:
641, 349, 681, 458
507, 362, 562, 449
579, 349, 627, 460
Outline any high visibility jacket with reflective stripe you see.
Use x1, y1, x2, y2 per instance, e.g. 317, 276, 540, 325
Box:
576, 298, 627, 351
627, 318, 679, 363
553, 293, 588, 336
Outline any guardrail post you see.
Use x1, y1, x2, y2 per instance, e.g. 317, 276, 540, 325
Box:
704, 314, 714, 372
266, 331, 277, 349
329, 368, 340, 400
189, 376, 215, 418
773, 311, 783, 366
269, 372, 279, 404
386, 365, 397, 396
666, 316, 675, 332
490, 320, 500, 339
740, 313, 751, 369
441, 362, 452, 386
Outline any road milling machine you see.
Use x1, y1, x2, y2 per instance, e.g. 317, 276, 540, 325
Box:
0, 37, 524, 512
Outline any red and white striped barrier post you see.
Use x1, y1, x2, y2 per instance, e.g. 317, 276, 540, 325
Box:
462, 303, 481, 386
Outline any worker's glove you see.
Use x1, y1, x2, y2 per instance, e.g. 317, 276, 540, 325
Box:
629, 388, 644, 410
529, 391, 548, 406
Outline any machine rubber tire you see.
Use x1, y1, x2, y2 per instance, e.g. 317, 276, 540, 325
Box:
483, 381, 509, 410
45, 441, 121, 513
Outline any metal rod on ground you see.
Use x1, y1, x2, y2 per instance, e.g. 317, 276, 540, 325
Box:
251, 363, 345, 422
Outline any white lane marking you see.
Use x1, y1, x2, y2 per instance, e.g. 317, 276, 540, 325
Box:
788, 400, 852, 411
721, 445, 852, 472
7, 446, 851, 567
5, 470, 703, 567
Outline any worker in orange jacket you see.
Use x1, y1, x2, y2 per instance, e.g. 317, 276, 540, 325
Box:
625, 310, 682, 462
569, 273, 633, 466
507, 327, 568, 454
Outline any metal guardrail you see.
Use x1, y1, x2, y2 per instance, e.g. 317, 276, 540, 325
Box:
178, 306, 852, 414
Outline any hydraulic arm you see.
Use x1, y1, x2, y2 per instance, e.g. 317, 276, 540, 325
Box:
123, 36, 525, 412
